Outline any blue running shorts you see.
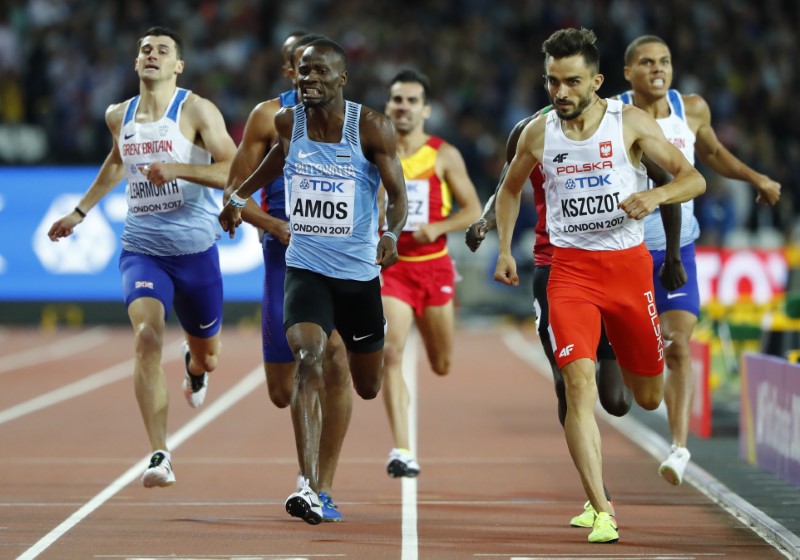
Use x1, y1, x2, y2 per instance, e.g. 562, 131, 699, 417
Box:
119, 245, 223, 338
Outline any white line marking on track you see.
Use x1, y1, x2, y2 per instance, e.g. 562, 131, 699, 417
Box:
95, 556, 346, 559
0, 327, 109, 375
16, 366, 264, 560
401, 329, 419, 560
0, 339, 183, 425
93, 554, 347, 560
473, 552, 727, 560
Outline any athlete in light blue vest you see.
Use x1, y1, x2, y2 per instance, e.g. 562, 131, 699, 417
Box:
220, 38, 408, 525
223, 32, 352, 522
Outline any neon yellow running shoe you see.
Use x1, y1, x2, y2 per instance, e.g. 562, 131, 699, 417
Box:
569, 500, 596, 528
588, 511, 619, 543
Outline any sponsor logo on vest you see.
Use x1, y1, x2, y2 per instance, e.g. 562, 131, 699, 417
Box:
556, 160, 612, 175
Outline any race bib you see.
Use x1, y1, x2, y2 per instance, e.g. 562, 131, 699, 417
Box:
401, 179, 429, 232
126, 176, 184, 216
289, 175, 355, 237
556, 170, 627, 234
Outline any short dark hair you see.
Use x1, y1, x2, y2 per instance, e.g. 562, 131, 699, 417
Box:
138, 26, 184, 60
624, 35, 668, 65
542, 27, 599, 74
292, 33, 327, 52
304, 38, 347, 67
389, 69, 431, 102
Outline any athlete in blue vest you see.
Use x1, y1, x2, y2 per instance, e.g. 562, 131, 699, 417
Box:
225, 32, 351, 523
620, 35, 781, 487
220, 38, 408, 525
48, 26, 237, 489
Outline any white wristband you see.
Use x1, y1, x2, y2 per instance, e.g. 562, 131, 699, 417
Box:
228, 191, 248, 208
382, 231, 398, 243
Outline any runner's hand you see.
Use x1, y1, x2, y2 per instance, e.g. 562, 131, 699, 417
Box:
465, 218, 489, 252
493, 253, 519, 286
219, 204, 243, 238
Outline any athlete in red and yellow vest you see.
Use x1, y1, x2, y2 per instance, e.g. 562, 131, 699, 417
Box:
383, 135, 463, 314
380, 71, 481, 478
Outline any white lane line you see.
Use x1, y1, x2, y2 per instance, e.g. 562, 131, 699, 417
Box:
401, 329, 419, 560
475, 554, 726, 558
501, 327, 799, 560
16, 366, 264, 560
94, 555, 346, 558
0, 339, 184, 426
0, 327, 109, 375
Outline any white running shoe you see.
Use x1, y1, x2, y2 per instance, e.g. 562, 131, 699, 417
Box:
386, 448, 420, 478
285, 476, 323, 525
181, 341, 208, 408
142, 450, 176, 488
659, 444, 691, 485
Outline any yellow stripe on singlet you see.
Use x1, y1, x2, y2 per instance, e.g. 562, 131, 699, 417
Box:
398, 247, 449, 262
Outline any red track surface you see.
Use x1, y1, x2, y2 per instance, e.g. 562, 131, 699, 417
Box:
0, 325, 785, 559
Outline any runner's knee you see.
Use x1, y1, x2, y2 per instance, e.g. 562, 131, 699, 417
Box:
383, 342, 403, 368
133, 323, 162, 356
430, 354, 450, 376
634, 388, 661, 411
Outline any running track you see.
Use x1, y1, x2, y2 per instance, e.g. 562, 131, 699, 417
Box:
0, 324, 790, 559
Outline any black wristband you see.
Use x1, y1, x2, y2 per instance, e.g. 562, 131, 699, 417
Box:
74, 206, 87, 218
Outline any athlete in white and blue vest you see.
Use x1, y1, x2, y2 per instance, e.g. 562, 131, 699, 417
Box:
621, 35, 781, 487
47, 27, 237, 491
219, 38, 407, 526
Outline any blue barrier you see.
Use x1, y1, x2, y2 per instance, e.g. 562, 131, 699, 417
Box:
0, 167, 264, 302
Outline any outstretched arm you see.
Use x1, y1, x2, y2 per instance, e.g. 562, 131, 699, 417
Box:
642, 154, 686, 291
466, 115, 533, 252
48, 105, 126, 241
141, 95, 237, 189
617, 105, 705, 219
361, 109, 408, 269
493, 119, 541, 286
414, 142, 481, 244
689, 94, 780, 206
225, 99, 291, 245
219, 109, 292, 238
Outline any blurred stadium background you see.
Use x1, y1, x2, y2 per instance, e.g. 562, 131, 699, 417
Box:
1, 0, 799, 390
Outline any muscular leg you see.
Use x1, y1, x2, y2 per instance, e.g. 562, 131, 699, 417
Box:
535, 265, 617, 505
381, 296, 416, 450
128, 297, 169, 452
660, 309, 698, 447
619, 367, 663, 411
318, 330, 352, 494
561, 357, 610, 515
184, 332, 221, 377
416, 300, 454, 376
596, 359, 632, 417
286, 322, 328, 491
264, 361, 296, 409
348, 349, 384, 400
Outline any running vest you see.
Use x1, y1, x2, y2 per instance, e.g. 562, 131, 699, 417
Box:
119, 88, 220, 256
397, 136, 450, 261
541, 98, 647, 251
531, 106, 554, 266
284, 101, 381, 281
260, 89, 298, 230
619, 89, 699, 250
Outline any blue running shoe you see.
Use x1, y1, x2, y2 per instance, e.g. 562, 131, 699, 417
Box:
318, 491, 342, 522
